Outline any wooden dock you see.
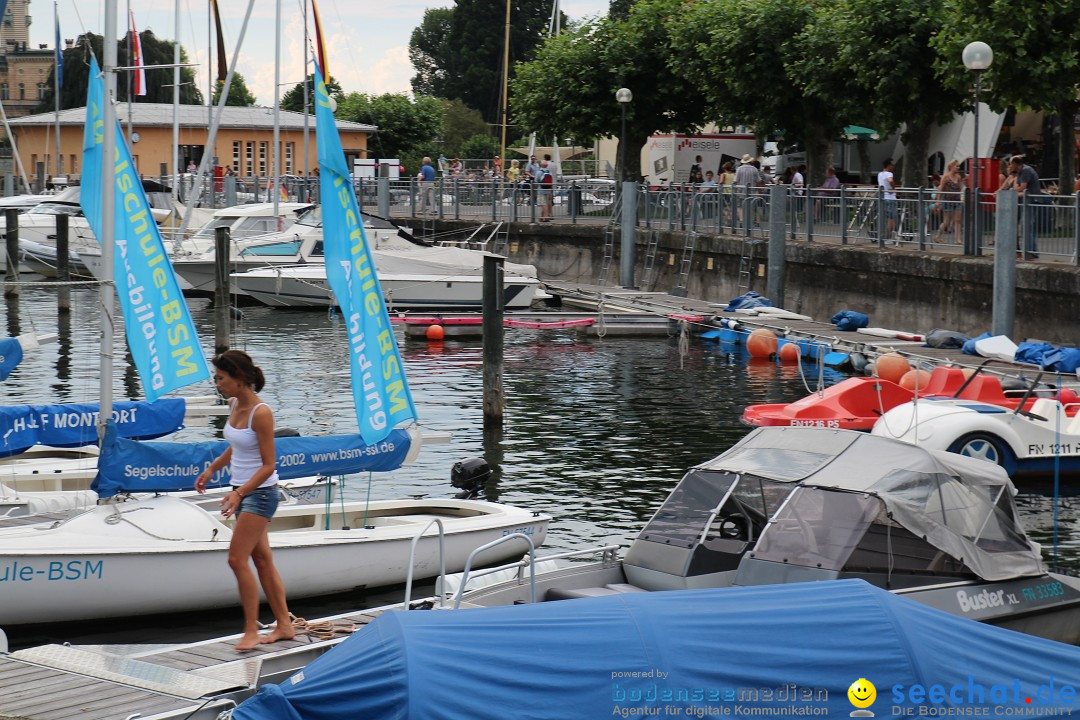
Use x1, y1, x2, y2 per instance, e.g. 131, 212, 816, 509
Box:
541, 280, 1078, 385
0, 608, 388, 719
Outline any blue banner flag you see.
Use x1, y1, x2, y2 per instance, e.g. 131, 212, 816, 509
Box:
92, 424, 414, 497
314, 64, 416, 444
54, 6, 62, 89
80, 58, 209, 400
0, 336, 23, 381
0, 398, 187, 458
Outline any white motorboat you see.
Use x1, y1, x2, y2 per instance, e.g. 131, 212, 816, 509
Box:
0, 493, 549, 625
169, 206, 409, 294
78, 202, 315, 287
440, 427, 1080, 645
233, 261, 543, 309
11, 184, 178, 277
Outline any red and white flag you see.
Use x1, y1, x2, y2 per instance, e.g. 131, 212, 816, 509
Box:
130, 11, 146, 96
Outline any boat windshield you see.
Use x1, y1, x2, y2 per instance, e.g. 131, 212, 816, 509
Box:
752, 488, 882, 571
26, 203, 82, 216
295, 206, 322, 227
639, 471, 791, 549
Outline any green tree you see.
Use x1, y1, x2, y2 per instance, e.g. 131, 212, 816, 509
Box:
408, 0, 560, 123
38, 31, 203, 112
440, 99, 490, 156
803, 0, 966, 188
512, 0, 708, 182
672, 0, 848, 186
212, 72, 257, 106
281, 74, 343, 113
409, 8, 453, 97
934, 1, 1080, 194
337, 92, 444, 163
459, 133, 499, 162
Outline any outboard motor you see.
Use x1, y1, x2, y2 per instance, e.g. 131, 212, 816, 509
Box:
451, 457, 490, 499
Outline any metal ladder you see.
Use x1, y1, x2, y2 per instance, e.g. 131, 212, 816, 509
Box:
640, 229, 662, 290
597, 191, 623, 285
736, 235, 755, 294
672, 230, 698, 295
489, 221, 510, 256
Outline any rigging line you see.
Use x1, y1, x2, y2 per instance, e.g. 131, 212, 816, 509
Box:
1053, 371, 1061, 572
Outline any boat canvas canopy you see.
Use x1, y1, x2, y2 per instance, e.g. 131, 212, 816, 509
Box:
233, 579, 1080, 720
705, 428, 1044, 581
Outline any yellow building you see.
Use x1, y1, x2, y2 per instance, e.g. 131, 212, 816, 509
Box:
7, 103, 375, 184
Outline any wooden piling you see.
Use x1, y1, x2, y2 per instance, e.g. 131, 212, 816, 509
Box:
55, 213, 70, 312
482, 254, 504, 426
4, 209, 18, 298
214, 226, 230, 353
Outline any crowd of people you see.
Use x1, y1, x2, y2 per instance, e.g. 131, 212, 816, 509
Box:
419, 152, 560, 219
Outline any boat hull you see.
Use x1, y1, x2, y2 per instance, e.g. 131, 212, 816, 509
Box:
235, 268, 540, 310
0, 495, 548, 625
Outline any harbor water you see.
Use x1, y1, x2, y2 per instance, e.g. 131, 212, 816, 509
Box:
2, 286, 1077, 648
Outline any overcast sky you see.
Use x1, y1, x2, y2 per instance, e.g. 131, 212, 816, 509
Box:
36, 0, 610, 106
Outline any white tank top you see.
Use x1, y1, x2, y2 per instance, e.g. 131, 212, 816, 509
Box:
224, 400, 279, 489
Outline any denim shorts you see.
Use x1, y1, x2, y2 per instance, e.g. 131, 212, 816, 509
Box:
883, 199, 898, 219
237, 486, 279, 520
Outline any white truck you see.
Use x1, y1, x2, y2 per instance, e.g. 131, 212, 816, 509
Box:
644, 133, 757, 186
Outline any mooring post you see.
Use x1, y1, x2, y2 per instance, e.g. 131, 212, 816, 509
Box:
56, 213, 70, 313
620, 181, 637, 288
224, 175, 238, 207
992, 189, 1018, 338
214, 226, 231, 353
767, 184, 787, 307
35, 162, 45, 194
378, 177, 391, 219
4, 208, 19, 298
483, 254, 504, 427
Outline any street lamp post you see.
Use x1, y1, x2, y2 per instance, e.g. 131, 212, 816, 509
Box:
616, 87, 632, 182
963, 42, 993, 255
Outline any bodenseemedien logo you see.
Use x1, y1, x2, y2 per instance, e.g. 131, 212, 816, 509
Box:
848, 678, 877, 717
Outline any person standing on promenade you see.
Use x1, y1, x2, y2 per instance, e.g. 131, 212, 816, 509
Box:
1010, 155, 1043, 258
538, 160, 554, 221
195, 350, 294, 652
878, 158, 898, 242
934, 160, 964, 244
418, 156, 436, 214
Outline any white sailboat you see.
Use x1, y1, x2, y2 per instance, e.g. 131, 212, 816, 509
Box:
0, 8, 549, 629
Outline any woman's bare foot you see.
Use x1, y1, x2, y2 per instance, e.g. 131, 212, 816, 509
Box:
259, 624, 297, 644
235, 631, 263, 652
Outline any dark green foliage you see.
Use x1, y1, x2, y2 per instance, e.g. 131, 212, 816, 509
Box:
37, 31, 203, 112
281, 75, 344, 113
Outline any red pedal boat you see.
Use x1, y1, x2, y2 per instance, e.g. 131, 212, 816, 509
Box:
741, 366, 1076, 431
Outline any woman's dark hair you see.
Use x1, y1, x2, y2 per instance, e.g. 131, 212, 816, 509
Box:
212, 350, 266, 392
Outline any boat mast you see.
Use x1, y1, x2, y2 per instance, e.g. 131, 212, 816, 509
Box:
98, 0, 119, 445
499, 0, 510, 164
125, 0, 132, 142
53, 1, 61, 182
302, 0, 309, 190
172, 0, 180, 203
272, 0, 281, 219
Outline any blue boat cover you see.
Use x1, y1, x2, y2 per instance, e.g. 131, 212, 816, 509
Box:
0, 336, 22, 381
234, 579, 1080, 720
0, 399, 187, 458
92, 423, 413, 497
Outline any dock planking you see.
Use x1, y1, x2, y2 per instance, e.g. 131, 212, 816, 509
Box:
542, 280, 1067, 383
0, 609, 381, 719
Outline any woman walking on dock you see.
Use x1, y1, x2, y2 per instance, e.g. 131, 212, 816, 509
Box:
196, 350, 295, 651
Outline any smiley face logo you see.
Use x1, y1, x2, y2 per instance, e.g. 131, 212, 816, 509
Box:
848, 678, 876, 715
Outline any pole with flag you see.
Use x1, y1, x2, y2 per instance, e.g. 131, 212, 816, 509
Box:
130, 10, 146, 97
314, 62, 417, 443
53, 1, 62, 179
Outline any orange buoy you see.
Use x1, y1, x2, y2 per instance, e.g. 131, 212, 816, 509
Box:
746, 329, 778, 358
778, 343, 801, 364
426, 324, 445, 341
875, 353, 910, 384
899, 368, 932, 391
